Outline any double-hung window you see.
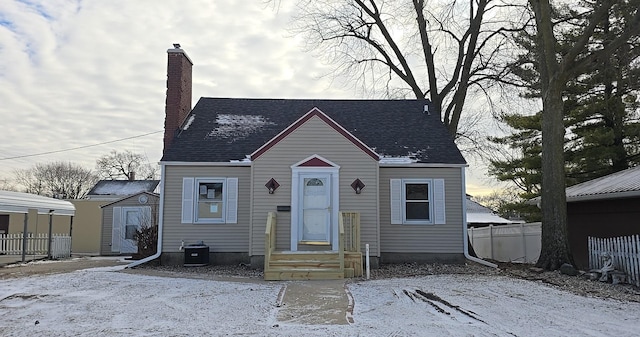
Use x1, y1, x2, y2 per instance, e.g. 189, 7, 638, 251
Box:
196, 179, 225, 223
181, 177, 238, 224
391, 178, 445, 225
404, 181, 431, 222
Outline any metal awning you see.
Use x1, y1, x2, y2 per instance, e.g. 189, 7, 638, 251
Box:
0, 190, 75, 216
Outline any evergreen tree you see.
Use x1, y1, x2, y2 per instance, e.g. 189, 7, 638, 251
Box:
491, 2, 640, 222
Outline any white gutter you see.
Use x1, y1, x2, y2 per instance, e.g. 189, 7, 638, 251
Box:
461, 167, 497, 268
126, 164, 166, 268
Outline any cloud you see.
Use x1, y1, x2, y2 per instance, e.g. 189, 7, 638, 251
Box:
0, 0, 355, 180
0, 0, 494, 194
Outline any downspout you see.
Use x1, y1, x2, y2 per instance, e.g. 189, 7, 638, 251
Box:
126, 164, 165, 269
461, 167, 497, 268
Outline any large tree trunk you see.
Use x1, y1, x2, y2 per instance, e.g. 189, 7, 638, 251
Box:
537, 84, 573, 269
530, 0, 573, 270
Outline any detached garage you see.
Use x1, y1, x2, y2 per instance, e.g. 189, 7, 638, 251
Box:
564, 167, 640, 269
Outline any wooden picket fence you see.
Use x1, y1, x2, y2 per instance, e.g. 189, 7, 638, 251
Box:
0, 233, 72, 259
588, 235, 640, 287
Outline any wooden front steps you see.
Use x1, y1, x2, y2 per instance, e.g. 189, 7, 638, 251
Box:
264, 212, 363, 281
265, 251, 344, 281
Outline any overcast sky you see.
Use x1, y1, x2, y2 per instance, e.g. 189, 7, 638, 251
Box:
0, 0, 495, 195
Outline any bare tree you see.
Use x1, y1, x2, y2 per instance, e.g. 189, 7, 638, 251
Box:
0, 177, 17, 191
527, 0, 640, 270
278, 0, 521, 138
134, 199, 159, 259
14, 162, 98, 199
95, 150, 158, 181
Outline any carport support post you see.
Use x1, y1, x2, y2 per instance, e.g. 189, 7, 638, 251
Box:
47, 210, 53, 259
69, 216, 74, 254
21, 213, 28, 262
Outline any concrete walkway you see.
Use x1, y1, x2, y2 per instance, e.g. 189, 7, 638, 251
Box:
275, 279, 354, 325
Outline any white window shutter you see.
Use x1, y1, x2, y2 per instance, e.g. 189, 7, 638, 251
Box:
433, 179, 446, 224
226, 177, 238, 224
390, 179, 402, 224
111, 207, 122, 252
181, 178, 194, 223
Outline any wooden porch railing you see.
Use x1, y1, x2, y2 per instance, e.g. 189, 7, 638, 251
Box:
263, 211, 361, 279
264, 212, 277, 272
339, 211, 363, 277
339, 220, 345, 272
339, 211, 361, 252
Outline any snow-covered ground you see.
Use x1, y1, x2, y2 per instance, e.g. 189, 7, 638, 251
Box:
1, 265, 638, 336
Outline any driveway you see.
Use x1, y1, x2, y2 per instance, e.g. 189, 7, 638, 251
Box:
0, 256, 129, 279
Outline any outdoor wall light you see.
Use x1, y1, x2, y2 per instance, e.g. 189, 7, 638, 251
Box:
265, 178, 280, 194
351, 179, 365, 194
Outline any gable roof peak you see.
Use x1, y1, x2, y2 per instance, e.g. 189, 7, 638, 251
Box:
250, 106, 380, 161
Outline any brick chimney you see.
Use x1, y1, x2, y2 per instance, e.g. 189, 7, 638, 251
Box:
163, 43, 193, 153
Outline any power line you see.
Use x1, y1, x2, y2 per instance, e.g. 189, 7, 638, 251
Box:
0, 130, 163, 161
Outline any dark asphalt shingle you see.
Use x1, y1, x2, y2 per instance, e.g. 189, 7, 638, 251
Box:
161, 98, 466, 165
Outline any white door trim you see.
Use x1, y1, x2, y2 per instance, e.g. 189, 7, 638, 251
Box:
290, 165, 340, 251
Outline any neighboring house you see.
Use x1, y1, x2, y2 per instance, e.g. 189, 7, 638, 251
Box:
562, 166, 640, 269
154, 46, 470, 279
466, 197, 516, 228
78, 180, 160, 255
100, 192, 159, 255
86, 180, 160, 201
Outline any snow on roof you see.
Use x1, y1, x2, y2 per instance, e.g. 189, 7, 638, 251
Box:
0, 190, 75, 216
564, 165, 640, 202
467, 212, 514, 224
87, 180, 159, 197
182, 115, 196, 130
466, 198, 513, 224
207, 114, 275, 141
378, 156, 418, 164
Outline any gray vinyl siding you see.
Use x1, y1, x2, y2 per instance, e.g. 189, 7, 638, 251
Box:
162, 165, 251, 252
100, 193, 159, 255
251, 116, 379, 255
379, 167, 464, 253
100, 204, 114, 255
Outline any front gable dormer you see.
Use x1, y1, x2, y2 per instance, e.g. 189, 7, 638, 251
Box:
250, 107, 380, 162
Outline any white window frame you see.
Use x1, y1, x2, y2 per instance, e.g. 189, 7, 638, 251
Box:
194, 178, 226, 224
181, 177, 238, 224
402, 179, 433, 224
391, 178, 445, 225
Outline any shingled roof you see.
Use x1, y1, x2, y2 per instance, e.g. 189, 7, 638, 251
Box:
161, 98, 466, 165
87, 180, 160, 197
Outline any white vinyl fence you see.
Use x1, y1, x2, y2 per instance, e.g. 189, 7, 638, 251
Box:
0, 233, 72, 259
589, 235, 640, 287
469, 223, 541, 263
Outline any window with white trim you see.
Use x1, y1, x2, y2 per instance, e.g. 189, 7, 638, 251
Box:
404, 181, 430, 222
196, 179, 224, 222
390, 178, 445, 225
181, 177, 238, 224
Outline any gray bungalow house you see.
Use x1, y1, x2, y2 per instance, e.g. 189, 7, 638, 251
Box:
147, 46, 475, 280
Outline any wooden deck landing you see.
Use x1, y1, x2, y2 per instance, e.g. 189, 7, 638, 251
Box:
264, 212, 363, 281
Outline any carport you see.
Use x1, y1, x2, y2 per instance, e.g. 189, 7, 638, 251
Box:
0, 190, 75, 262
